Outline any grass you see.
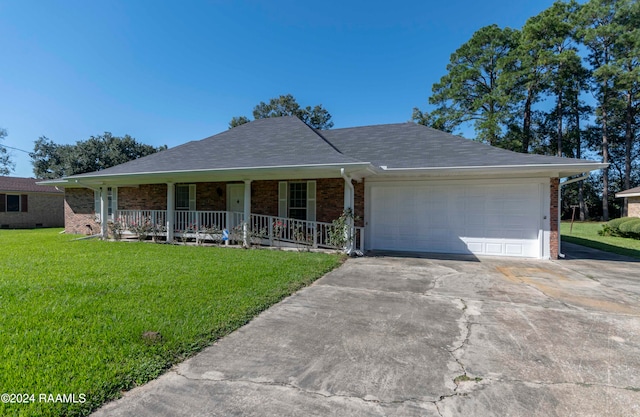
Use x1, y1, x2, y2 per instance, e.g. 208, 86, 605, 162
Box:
0, 229, 343, 417
561, 221, 640, 259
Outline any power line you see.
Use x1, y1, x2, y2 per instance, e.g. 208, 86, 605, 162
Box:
1, 144, 31, 155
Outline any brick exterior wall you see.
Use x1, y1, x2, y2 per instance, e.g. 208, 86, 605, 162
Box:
628, 197, 640, 218
196, 182, 227, 211
117, 184, 167, 210
0, 193, 64, 229
251, 181, 278, 216
64, 188, 99, 235
550, 177, 559, 259
315, 178, 347, 223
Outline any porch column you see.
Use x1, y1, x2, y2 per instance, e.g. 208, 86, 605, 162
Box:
99, 186, 108, 239
243, 180, 252, 248
166, 182, 175, 243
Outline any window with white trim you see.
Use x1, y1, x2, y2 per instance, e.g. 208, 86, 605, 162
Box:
94, 187, 117, 221
176, 184, 196, 210
278, 181, 316, 221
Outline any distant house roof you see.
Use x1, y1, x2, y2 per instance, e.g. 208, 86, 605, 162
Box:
0, 176, 63, 193
45, 116, 606, 184
616, 186, 640, 198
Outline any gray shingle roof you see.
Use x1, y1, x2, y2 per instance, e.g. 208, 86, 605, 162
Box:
73, 116, 361, 178
322, 123, 595, 169
66, 116, 601, 180
0, 176, 63, 193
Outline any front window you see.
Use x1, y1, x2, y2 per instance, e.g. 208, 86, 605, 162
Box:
6, 195, 20, 212
94, 187, 117, 221
289, 182, 307, 220
175, 184, 195, 211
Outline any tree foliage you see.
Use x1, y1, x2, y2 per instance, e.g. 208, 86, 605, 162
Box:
0, 128, 15, 176
429, 24, 520, 148
31, 133, 167, 179
229, 94, 334, 130
417, 0, 640, 220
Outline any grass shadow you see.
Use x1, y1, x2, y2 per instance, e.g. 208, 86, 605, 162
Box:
562, 236, 640, 260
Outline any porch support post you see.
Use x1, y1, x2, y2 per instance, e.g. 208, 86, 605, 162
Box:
243, 180, 252, 248
341, 169, 355, 255
167, 182, 175, 243
99, 186, 108, 239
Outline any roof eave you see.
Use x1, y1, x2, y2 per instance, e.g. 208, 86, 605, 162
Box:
377, 163, 608, 178
42, 162, 375, 187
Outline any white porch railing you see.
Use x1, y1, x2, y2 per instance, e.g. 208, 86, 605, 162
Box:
114, 210, 364, 251
117, 210, 167, 230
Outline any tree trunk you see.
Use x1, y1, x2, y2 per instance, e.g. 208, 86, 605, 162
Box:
557, 90, 563, 158
623, 90, 633, 217
602, 106, 610, 221
522, 87, 533, 153
575, 101, 587, 221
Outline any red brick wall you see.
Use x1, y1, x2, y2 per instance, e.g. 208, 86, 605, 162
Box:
196, 182, 227, 211
117, 184, 167, 210
316, 178, 345, 223
550, 177, 559, 259
354, 180, 364, 227
251, 181, 278, 216
64, 188, 99, 235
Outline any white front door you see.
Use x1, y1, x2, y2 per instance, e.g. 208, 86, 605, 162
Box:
227, 184, 245, 213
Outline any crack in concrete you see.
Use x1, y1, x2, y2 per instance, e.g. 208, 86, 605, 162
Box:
173, 368, 436, 409
447, 299, 473, 381
481, 375, 640, 392
429, 298, 482, 416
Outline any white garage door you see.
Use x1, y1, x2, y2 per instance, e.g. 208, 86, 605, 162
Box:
368, 181, 542, 257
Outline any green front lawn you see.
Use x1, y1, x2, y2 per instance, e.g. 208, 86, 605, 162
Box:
0, 229, 342, 417
561, 221, 640, 259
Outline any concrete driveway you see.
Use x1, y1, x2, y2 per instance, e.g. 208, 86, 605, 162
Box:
93, 243, 640, 416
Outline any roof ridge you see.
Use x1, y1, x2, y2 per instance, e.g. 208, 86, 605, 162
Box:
328, 121, 415, 132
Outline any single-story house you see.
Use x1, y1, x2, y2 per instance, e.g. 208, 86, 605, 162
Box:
41, 116, 606, 259
616, 186, 640, 217
0, 176, 64, 228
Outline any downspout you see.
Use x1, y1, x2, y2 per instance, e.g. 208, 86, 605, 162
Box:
341, 168, 355, 255
558, 174, 589, 259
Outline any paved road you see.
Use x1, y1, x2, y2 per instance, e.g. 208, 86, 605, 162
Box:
92, 245, 640, 416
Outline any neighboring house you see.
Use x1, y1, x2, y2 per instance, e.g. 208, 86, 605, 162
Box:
616, 187, 640, 218
41, 116, 606, 259
0, 176, 64, 229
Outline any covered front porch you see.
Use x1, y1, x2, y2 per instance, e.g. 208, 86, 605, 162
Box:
113, 209, 364, 251
89, 172, 365, 253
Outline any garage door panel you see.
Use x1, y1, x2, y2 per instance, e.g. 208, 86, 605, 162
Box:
369, 182, 542, 258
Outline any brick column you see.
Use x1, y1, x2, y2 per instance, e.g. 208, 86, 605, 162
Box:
550, 177, 560, 259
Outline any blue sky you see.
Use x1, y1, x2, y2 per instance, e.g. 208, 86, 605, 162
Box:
1, 0, 557, 178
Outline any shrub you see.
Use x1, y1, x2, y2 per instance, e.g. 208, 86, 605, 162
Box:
608, 217, 635, 229
618, 219, 640, 239
598, 224, 613, 236
606, 217, 638, 237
